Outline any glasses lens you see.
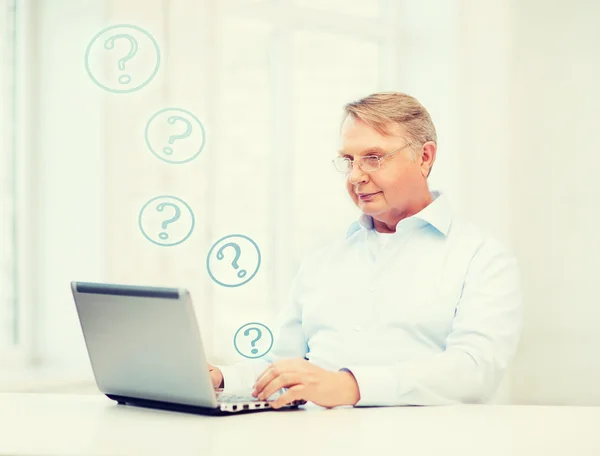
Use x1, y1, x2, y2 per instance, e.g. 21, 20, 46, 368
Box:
334, 157, 352, 173
360, 156, 380, 172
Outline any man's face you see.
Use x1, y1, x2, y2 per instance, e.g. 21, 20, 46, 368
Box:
339, 114, 431, 226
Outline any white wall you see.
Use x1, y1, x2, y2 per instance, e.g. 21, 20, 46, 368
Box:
506, 0, 600, 405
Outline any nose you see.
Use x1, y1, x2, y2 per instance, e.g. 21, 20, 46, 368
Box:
347, 161, 368, 185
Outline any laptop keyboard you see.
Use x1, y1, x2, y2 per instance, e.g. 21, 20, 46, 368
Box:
217, 392, 262, 403
215, 389, 307, 411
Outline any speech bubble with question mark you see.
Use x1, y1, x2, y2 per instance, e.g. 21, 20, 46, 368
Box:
162, 115, 193, 156
207, 234, 261, 287
234, 322, 273, 359
103, 33, 139, 85
85, 24, 161, 94
243, 327, 262, 355
216, 242, 247, 278
145, 108, 206, 164
156, 202, 181, 240
139, 195, 195, 247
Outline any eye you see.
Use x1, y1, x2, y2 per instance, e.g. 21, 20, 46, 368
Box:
363, 156, 380, 165
333, 156, 353, 172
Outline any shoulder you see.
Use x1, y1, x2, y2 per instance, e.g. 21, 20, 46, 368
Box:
449, 217, 520, 277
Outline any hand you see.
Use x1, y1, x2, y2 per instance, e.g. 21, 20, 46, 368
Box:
251, 358, 360, 409
208, 364, 224, 389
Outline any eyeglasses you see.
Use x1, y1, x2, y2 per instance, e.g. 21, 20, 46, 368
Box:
332, 142, 413, 174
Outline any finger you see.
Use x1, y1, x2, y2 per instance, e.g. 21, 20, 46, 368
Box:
253, 367, 271, 389
254, 362, 293, 396
271, 385, 306, 410
253, 361, 287, 389
253, 358, 306, 393
209, 371, 221, 389
258, 373, 303, 401
253, 366, 277, 397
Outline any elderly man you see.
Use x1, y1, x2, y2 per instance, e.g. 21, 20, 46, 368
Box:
209, 92, 523, 409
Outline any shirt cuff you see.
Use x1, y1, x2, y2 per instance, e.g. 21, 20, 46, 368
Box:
340, 366, 398, 407
213, 364, 246, 393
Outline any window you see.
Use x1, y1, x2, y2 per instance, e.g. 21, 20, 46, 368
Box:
96, 0, 402, 366
0, 0, 17, 351
100, 0, 403, 365
208, 0, 393, 363
3, 0, 444, 372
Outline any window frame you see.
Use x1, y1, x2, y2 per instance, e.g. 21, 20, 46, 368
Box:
0, 0, 17, 358
0, 0, 38, 368
218, 0, 400, 312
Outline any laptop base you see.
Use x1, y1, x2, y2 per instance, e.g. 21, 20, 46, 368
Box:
106, 394, 300, 416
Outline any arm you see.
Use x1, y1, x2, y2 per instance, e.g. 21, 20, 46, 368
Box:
212, 261, 309, 393
342, 239, 524, 406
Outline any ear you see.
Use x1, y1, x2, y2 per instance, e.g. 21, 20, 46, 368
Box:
420, 141, 437, 177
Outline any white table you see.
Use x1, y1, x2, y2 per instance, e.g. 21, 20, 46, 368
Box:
1, 393, 599, 456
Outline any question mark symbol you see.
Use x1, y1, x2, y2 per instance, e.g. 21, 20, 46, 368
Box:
156, 202, 181, 240
104, 34, 139, 85
163, 116, 193, 155
216, 242, 247, 278
243, 327, 262, 355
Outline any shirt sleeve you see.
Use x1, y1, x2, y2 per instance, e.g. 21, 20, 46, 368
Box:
212, 260, 309, 394
342, 239, 524, 406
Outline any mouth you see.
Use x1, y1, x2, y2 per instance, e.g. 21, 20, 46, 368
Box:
357, 192, 381, 201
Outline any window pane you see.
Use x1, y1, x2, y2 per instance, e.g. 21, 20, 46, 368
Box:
212, 17, 274, 361
294, 0, 380, 19
291, 30, 380, 260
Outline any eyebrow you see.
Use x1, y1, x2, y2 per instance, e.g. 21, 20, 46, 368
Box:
337, 147, 385, 157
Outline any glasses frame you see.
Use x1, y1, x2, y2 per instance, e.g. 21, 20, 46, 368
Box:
332, 142, 414, 174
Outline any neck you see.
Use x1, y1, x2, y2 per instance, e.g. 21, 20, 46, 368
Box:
372, 191, 433, 233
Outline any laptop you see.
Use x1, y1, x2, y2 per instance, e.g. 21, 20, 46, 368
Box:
70, 281, 305, 415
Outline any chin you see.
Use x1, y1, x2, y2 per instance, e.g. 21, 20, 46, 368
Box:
358, 202, 383, 214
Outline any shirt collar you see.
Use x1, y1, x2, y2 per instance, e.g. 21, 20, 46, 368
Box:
346, 189, 452, 238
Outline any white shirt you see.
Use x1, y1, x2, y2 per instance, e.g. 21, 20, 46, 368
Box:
369, 229, 395, 258
216, 189, 524, 406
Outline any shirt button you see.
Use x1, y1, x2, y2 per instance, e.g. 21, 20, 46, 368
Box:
354, 325, 362, 332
